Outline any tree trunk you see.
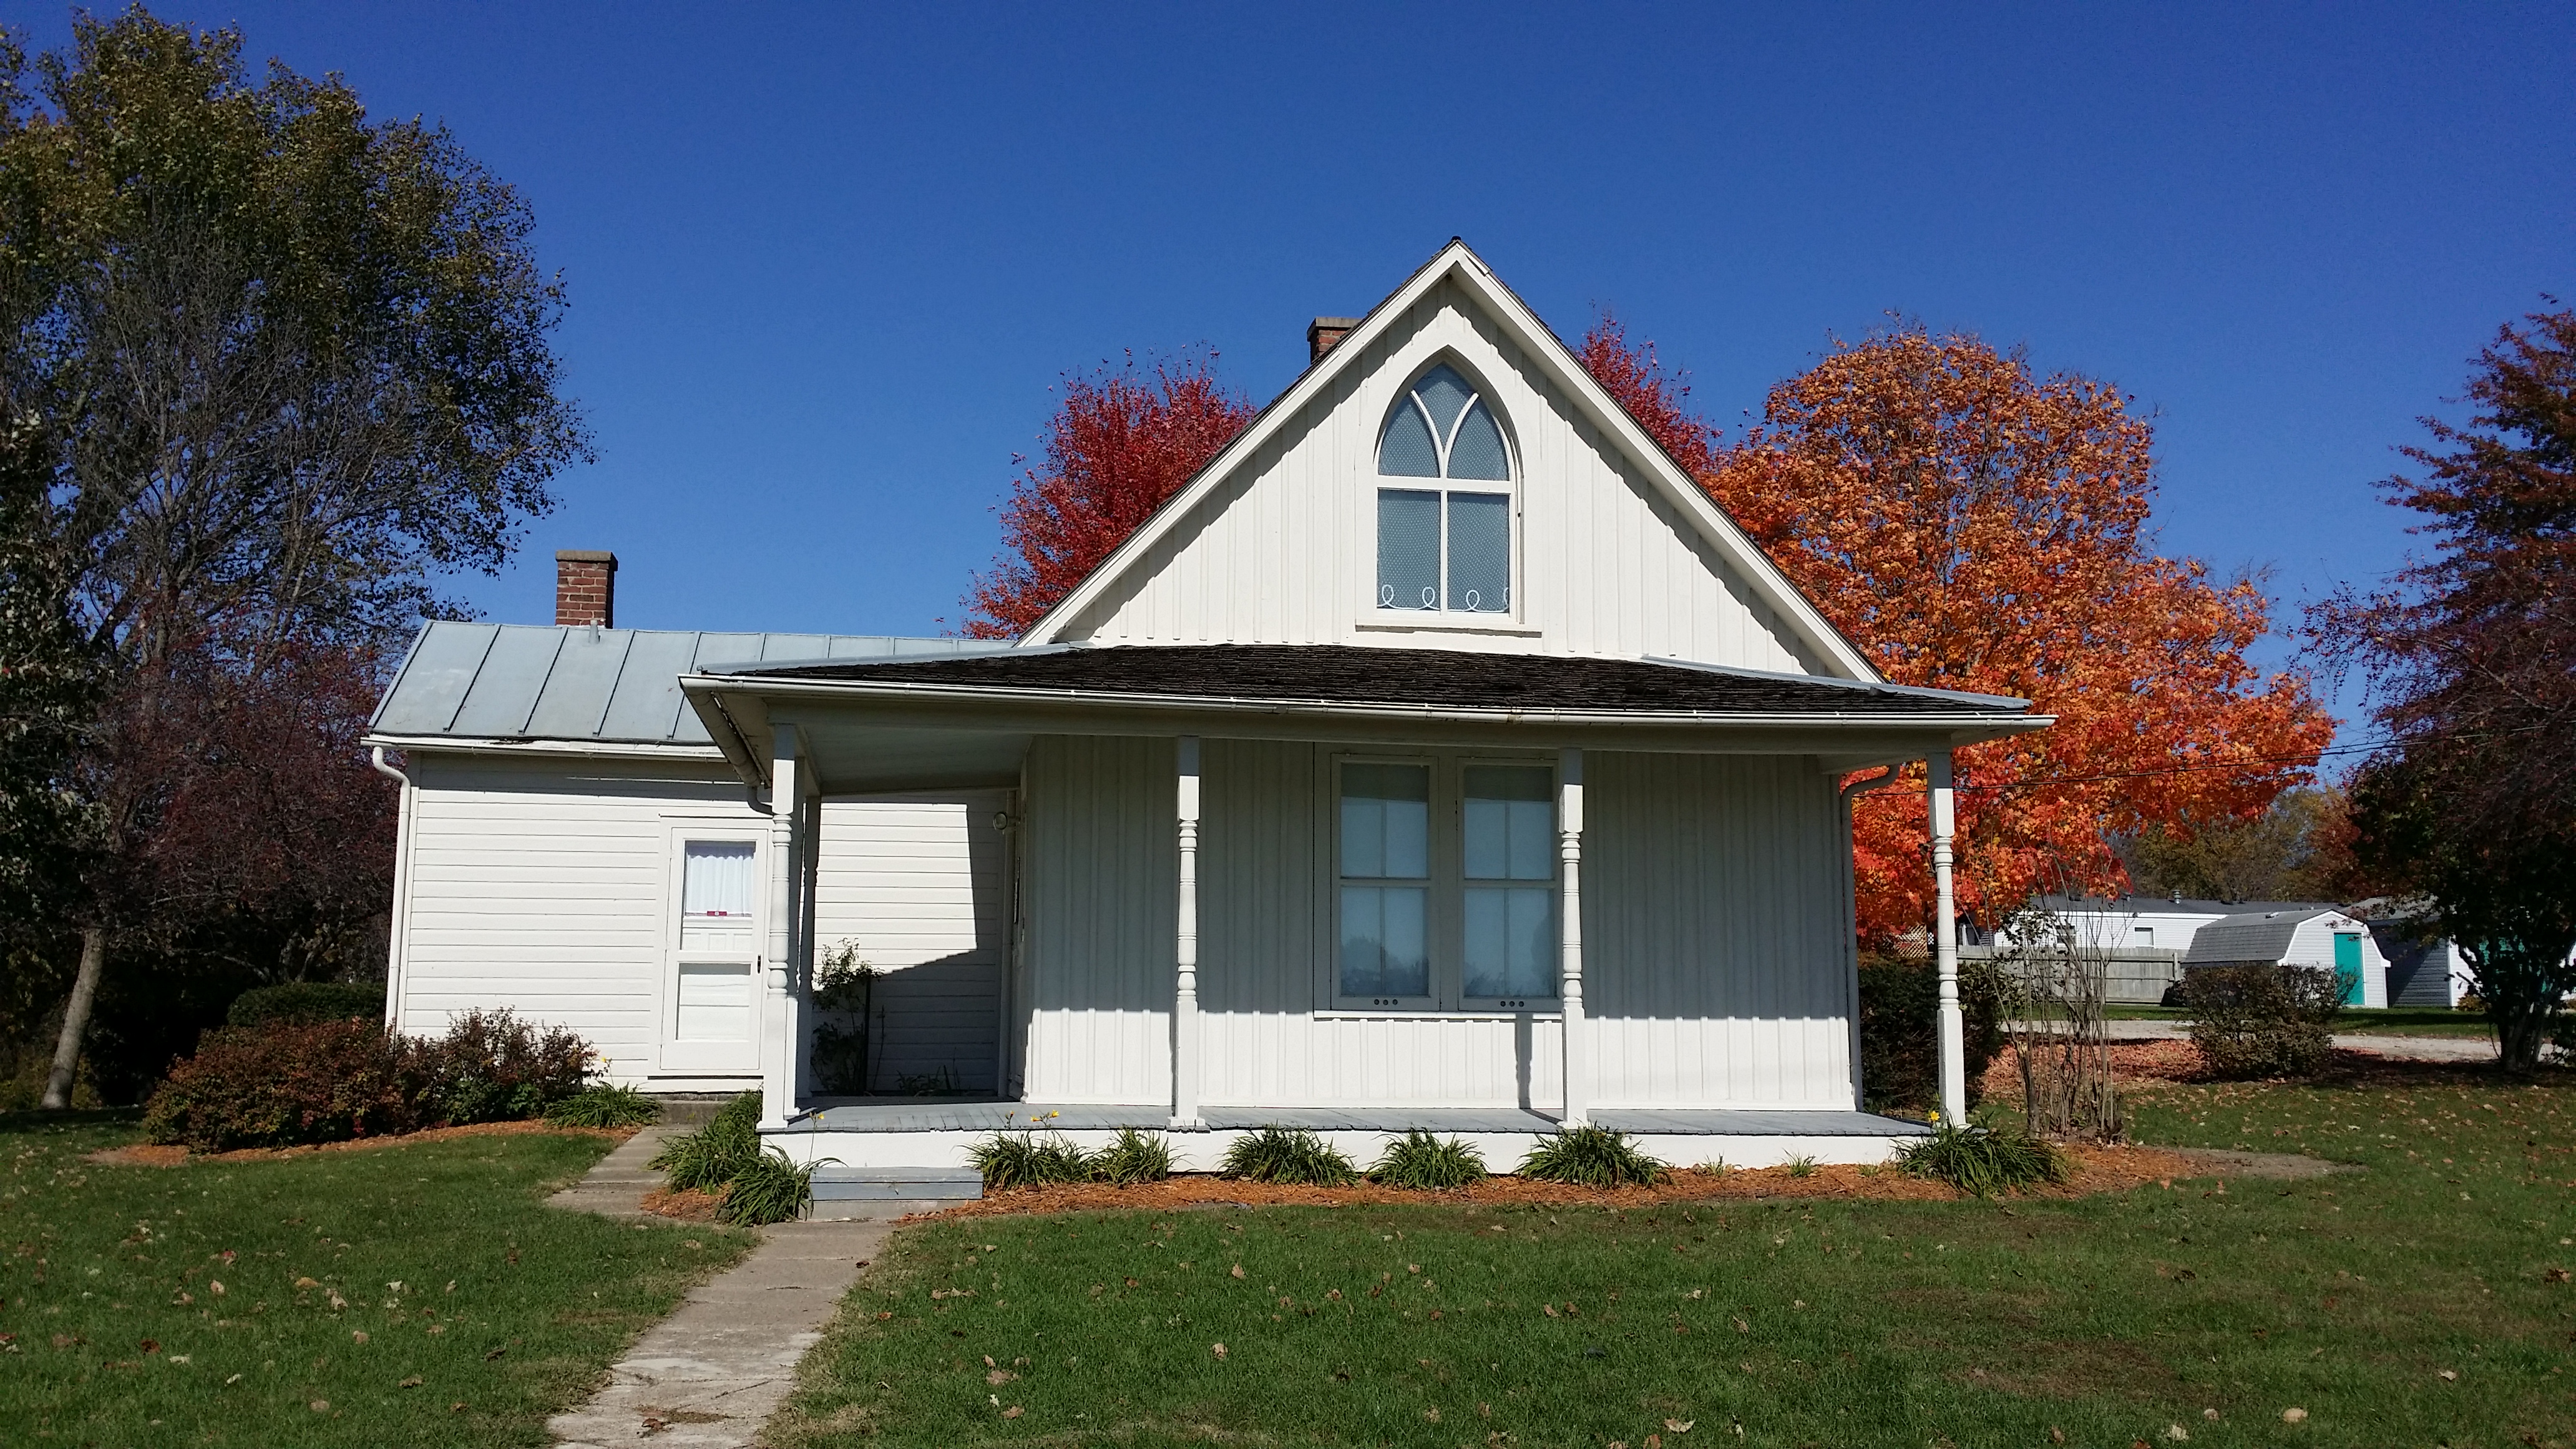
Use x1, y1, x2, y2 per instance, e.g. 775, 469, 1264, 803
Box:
41, 927, 108, 1110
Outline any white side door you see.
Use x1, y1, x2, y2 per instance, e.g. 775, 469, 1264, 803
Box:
661, 831, 764, 1074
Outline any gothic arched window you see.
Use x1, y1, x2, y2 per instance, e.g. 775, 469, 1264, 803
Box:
1376, 363, 1513, 613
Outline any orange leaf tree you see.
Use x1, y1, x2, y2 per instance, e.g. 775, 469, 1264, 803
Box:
1586, 317, 2333, 940
964, 350, 1252, 638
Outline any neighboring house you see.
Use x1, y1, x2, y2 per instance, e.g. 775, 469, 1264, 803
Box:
2181, 907, 2390, 1008
1988, 896, 2364, 1004
365, 241, 2047, 1171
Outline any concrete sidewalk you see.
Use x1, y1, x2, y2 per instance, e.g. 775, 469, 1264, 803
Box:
2105, 1017, 2500, 1062
545, 1118, 906, 1448
547, 1216, 892, 1449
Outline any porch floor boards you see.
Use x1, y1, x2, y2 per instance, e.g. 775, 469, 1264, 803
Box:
786, 1100, 1930, 1137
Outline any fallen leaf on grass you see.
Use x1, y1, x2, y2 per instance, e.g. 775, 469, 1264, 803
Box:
1542, 1304, 1559, 1318
351, 1330, 369, 1345
2438, 1369, 2458, 1382
140, 1339, 159, 1354
2282, 1407, 2308, 1423
308, 1400, 329, 1413
293, 1277, 321, 1290
1211, 1342, 1227, 1359
986, 1368, 1017, 1385
1666, 1420, 1694, 1433
1002, 1405, 1023, 1419
1229, 1264, 1245, 1279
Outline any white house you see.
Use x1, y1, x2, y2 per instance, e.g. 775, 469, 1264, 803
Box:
364, 242, 2048, 1175
2181, 907, 2391, 1008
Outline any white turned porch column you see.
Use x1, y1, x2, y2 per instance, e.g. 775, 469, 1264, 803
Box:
1928, 750, 1966, 1125
792, 787, 822, 1105
1557, 748, 1588, 1128
1171, 736, 1204, 1130
761, 726, 804, 1132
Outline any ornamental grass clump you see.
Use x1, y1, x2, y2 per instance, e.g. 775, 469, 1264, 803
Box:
1895, 1116, 2071, 1198
1094, 1127, 1173, 1186
650, 1091, 763, 1192
1367, 1130, 1486, 1189
544, 1083, 660, 1128
1518, 1126, 1668, 1187
972, 1129, 1097, 1189
720, 1146, 819, 1226
1219, 1126, 1359, 1186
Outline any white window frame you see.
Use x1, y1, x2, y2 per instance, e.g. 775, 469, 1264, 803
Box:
658, 825, 767, 1073
1367, 358, 1523, 625
1325, 751, 1559, 1016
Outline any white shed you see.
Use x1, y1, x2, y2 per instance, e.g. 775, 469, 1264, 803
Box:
2181, 907, 2390, 1008
366, 241, 2051, 1174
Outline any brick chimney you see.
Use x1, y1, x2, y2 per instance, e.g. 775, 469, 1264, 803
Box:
555, 550, 617, 627
1307, 316, 1360, 366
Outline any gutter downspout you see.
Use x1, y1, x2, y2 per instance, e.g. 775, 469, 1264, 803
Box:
370, 748, 417, 1034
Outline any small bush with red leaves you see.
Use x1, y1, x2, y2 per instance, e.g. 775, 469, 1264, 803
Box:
140, 1008, 598, 1150
140, 1018, 420, 1151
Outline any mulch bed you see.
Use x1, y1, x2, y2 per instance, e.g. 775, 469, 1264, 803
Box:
85, 1119, 637, 1168
640, 1186, 729, 1221
915, 1143, 2214, 1220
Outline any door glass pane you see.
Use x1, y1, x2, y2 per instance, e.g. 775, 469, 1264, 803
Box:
1463, 766, 1553, 881
1377, 489, 1442, 609
1340, 885, 1429, 998
1464, 886, 1554, 998
675, 962, 753, 1040
1447, 492, 1510, 612
1341, 763, 1429, 879
682, 841, 756, 917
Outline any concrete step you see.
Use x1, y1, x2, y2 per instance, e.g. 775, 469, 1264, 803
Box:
811, 1166, 983, 1203
645, 1094, 741, 1126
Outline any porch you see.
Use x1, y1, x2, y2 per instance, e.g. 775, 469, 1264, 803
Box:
678, 643, 2047, 1152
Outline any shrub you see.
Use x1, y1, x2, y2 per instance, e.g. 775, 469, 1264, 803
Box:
1368, 1130, 1486, 1190
719, 1146, 817, 1225
1519, 1126, 1667, 1187
413, 1008, 591, 1125
2180, 964, 2345, 1079
971, 1129, 1096, 1189
1856, 953, 2009, 1114
141, 1018, 417, 1151
545, 1083, 660, 1128
650, 1091, 763, 1192
1219, 1127, 1359, 1186
226, 981, 386, 1028
1895, 1116, 2070, 1197
1095, 1127, 1173, 1186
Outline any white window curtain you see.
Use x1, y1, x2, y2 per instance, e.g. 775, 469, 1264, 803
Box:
681, 841, 756, 918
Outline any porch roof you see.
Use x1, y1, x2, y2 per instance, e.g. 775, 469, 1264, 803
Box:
682, 643, 2051, 792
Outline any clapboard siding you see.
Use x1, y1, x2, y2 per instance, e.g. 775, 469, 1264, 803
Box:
398, 754, 1007, 1089
398, 755, 748, 1081
810, 792, 1008, 1093
1016, 738, 1852, 1113
1018, 735, 1177, 1103
1056, 277, 1817, 673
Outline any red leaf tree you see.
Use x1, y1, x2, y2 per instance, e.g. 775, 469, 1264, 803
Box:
964, 351, 1253, 638
1584, 316, 2334, 940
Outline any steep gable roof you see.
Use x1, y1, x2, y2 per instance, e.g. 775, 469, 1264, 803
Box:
1022, 240, 1881, 681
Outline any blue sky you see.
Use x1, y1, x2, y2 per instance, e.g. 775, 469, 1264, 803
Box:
21, 4, 2575, 729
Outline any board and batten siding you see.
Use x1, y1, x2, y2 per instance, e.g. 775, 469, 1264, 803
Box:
1053, 276, 1820, 673
1016, 735, 1179, 1103
1016, 734, 1856, 1112
398, 753, 1007, 1090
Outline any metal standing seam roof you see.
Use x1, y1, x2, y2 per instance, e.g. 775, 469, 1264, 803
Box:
368, 621, 1017, 746
2180, 908, 2348, 965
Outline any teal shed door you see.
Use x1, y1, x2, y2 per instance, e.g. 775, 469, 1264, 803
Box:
2333, 933, 2364, 1005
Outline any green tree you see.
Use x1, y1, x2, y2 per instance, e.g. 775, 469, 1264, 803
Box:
2119, 786, 2371, 904
0, 9, 588, 1105
2312, 303, 2576, 1067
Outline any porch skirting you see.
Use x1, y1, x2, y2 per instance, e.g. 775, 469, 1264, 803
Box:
760, 1101, 1931, 1174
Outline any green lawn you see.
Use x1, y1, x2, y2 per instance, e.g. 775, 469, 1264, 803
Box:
2105, 1004, 2497, 1038
773, 1066, 2575, 1448
0, 1112, 754, 1447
